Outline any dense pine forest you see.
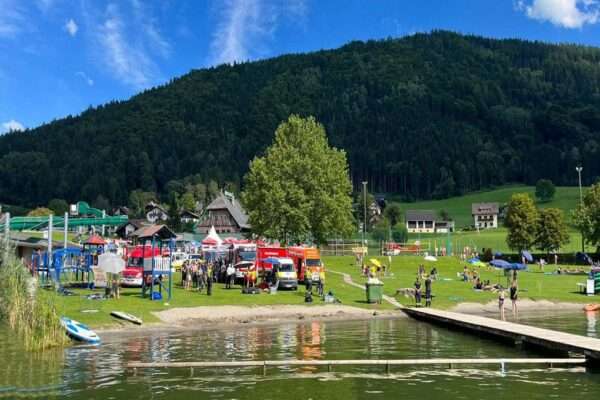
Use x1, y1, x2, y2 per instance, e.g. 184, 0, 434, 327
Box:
2, 30, 600, 208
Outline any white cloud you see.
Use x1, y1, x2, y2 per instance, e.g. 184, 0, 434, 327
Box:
76, 71, 94, 86
1, 120, 25, 133
130, 0, 170, 58
211, 0, 307, 65
64, 18, 78, 36
96, 3, 157, 89
518, 0, 600, 28
0, 0, 26, 38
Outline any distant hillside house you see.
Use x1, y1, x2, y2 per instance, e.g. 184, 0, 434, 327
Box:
196, 192, 250, 234
406, 210, 436, 233
472, 202, 499, 229
145, 202, 168, 224
180, 210, 200, 224
435, 220, 455, 233
115, 219, 147, 240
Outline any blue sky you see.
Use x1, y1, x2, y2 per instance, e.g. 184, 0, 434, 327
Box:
2, 0, 600, 133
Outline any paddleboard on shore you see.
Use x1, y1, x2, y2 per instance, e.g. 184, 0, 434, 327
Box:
584, 304, 600, 312
110, 311, 143, 325
60, 317, 101, 344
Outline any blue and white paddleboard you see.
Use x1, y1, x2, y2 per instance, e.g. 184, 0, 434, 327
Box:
60, 317, 101, 344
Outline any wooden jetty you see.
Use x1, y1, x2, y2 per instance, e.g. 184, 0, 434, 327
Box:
128, 358, 585, 375
402, 307, 600, 362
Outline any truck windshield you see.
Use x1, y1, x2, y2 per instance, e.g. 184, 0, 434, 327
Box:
278, 264, 294, 272
239, 251, 256, 261
306, 259, 321, 267
128, 257, 144, 267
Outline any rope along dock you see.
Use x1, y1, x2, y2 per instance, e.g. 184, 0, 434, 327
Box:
403, 307, 600, 362
128, 358, 585, 375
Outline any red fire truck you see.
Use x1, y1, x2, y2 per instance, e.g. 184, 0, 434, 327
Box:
287, 247, 323, 283
256, 247, 288, 272
121, 245, 163, 287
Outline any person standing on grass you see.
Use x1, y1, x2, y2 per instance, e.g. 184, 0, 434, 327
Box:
206, 263, 213, 296
510, 281, 518, 317
499, 288, 506, 320
425, 275, 432, 307
414, 277, 422, 307
226, 263, 235, 289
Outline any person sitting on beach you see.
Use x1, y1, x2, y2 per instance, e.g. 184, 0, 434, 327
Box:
473, 277, 483, 290
463, 266, 469, 282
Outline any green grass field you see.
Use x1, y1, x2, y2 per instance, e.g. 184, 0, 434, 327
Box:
324, 255, 595, 310
54, 268, 391, 328
53, 255, 595, 329
389, 185, 582, 227
411, 228, 584, 254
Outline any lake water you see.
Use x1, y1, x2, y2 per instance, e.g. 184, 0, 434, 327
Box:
1, 312, 599, 399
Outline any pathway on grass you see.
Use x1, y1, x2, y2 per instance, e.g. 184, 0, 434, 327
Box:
328, 270, 403, 308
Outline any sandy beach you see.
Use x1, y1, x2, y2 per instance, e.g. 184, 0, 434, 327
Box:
97, 305, 399, 334
451, 299, 586, 315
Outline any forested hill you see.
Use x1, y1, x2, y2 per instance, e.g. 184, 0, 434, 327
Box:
2, 30, 600, 208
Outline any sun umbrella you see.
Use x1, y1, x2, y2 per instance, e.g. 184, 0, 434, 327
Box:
424, 255, 437, 262
510, 263, 528, 271
369, 258, 382, 268
489, 259, 512, 269
467, 257, 480, 264
97, 252, 125, 274
521, 250, 533, 262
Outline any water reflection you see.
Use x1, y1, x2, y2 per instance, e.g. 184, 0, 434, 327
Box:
2, 315, 599, 400
586, 311, 597, 338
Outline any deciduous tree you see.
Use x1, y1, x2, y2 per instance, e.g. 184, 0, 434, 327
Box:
505, 193, 538, 251
535, 208, 569, 253
242, 115, 353, 244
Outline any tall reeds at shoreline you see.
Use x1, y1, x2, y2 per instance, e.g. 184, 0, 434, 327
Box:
0, 247, 69, 350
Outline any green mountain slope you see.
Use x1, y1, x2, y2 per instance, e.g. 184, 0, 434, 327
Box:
2, 31, 600, 207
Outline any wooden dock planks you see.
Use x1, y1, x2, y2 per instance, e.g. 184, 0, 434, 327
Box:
402, 307, 600, 360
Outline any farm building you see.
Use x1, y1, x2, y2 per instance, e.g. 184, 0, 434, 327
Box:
195, 192, 250, 234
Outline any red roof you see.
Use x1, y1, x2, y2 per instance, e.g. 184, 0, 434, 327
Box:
85, 235, 106, 245
202, 237, 219, 245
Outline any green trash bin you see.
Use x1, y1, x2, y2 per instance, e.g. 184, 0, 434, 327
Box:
365, 282, 383, 304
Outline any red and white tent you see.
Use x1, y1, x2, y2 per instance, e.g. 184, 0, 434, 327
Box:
202, 226, 223, 246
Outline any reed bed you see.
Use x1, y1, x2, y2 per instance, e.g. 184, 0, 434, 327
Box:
0, 247, 69, 351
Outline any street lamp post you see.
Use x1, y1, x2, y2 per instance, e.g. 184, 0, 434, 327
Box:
576, 166, 584, 253
362, 181, 368, 246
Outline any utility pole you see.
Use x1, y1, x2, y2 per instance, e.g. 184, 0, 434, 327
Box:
64, 212, 69, 250
362, 181, 368, 247
3, 212, 10, 261
48, 214, 53, 270
576, 166, 584, 253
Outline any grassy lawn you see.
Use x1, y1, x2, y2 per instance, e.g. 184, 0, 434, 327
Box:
411, 227, 583, 254
54, 268, 390, 328
388, 185, 582, 227
322, 255, 595, 310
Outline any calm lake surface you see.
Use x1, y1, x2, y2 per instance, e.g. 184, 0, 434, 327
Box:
1, 312, 599, 399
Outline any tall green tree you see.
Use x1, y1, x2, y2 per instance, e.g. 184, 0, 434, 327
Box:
167, 192, 181, 232
391, 223, 408, 243
242, 115, 354, 244
179, 192, 196, 211
47, 199, 68, 216
573, 182, 600, 250
384, 203, 402, 226
505, 193, 539, 251
371, 219, 391, 242
128, 190, 156, 218
535, 208, 569, 253
535, 179, 556, 202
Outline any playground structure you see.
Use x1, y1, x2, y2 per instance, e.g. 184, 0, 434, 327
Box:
1, 202, 127, 288
133, 225, 176, 301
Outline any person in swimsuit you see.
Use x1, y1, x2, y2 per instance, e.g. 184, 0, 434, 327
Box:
499, 289, 506, 320
510, 281, 518, 317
